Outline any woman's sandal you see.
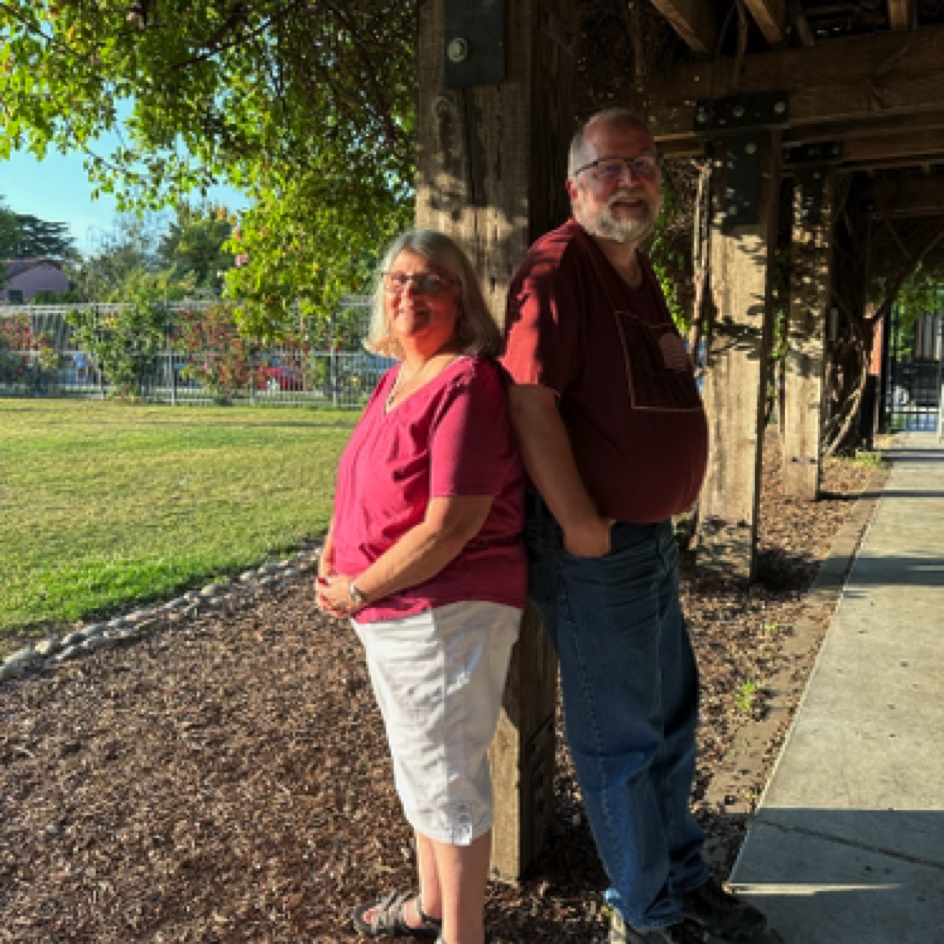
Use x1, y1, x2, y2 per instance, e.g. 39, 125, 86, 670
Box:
352, 890, 442, 938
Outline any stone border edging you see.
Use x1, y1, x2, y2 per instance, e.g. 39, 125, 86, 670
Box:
0, 548, 322, 684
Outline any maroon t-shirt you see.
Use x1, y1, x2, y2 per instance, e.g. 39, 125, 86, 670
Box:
502, 219, 708, 524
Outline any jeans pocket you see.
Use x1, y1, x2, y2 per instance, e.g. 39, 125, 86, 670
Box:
559, 523, 663, 598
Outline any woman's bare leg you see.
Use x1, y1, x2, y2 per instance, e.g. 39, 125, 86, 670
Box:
428, 830, 491, 944
416, 831, 443, 922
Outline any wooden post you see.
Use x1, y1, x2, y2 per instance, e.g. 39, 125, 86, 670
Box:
487, 605, 559, 879
782, 170, 835, 499
697, 134, 782, 581
415, 0, 578, 880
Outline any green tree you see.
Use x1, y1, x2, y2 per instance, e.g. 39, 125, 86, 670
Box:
11, 213, 75, 259
68, 212, 166, 301
0, 196, 20, 262
157, 202, 234, 296
0, 2, 415, 337
0, 196, 75, 265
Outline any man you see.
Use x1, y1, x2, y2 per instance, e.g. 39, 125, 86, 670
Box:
501, 109, 768, 944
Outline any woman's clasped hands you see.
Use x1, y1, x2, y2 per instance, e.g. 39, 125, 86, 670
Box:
315, 572, 366, 619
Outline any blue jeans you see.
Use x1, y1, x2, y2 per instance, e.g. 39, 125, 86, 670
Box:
526, 494, 707, 929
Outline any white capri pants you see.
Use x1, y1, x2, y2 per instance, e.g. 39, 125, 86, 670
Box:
353, 600, 521, 846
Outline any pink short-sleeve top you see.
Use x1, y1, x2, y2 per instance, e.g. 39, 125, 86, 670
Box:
331, 355, 527, 623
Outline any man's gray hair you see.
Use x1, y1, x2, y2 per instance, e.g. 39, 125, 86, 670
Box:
365, 229, 502, 360
567, 108, 651, 178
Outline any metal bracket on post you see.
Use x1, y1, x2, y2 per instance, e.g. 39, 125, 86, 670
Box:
783, 142, 842, 226
443, 0, 506, 88
722, 134, 763, 229
694, 93, 789, 230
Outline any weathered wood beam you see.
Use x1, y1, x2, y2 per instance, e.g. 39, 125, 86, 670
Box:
782, 109, 944, 147
862, 174, 944, 216
645, 24, 944, 146
786, 2, 816, 47
744, 0, 786, 45
416, 0, 577, 882
843, 129, 944, 166
697, 134, 782, 581
888, 0, 916, 30
648, 0, 717, 56
782, 171, 834, 500
664, 114, 944, 165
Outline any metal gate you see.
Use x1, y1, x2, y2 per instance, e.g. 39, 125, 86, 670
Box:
882, 308, 944, 434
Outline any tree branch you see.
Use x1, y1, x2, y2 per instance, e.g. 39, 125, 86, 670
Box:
869, 225, 944, 324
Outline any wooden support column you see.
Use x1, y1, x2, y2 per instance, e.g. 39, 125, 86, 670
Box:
415, 0, 578, 881
782, 170, 835, 499
698, 134, 781, 581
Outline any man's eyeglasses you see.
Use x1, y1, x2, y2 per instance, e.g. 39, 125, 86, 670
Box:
382, 271, 459, 295
573, 153, 662, 182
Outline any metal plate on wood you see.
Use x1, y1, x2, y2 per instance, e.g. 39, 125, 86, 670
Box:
795, 166, 826, 226
722, 134, 762, 230
784, 141, 842, 167
444, 0, 506, 88
695, 92, 789, 136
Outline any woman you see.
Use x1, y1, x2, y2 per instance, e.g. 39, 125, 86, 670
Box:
316, 230, 526, 944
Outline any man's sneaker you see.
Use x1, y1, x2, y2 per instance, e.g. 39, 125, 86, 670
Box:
610, 911, 706, 944
678, 879, 767, 942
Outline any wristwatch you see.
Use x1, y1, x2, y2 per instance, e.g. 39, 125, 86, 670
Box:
348, 580, 368, 607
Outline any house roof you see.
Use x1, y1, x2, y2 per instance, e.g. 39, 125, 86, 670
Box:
3, 258, 64, 278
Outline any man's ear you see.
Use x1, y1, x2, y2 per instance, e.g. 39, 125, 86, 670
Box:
565, 176, 578, 202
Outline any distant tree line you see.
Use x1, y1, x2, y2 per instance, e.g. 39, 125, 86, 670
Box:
0, 195, 75, 262
1, 197, 235, 304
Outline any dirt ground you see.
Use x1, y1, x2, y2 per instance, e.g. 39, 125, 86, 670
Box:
1, 432, 879, 944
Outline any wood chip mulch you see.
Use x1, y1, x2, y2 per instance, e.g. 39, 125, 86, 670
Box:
1, 432, 878, 944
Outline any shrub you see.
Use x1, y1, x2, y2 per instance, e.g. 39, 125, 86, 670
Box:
0, 315, 57, 384
173, 303, 256, 400
66, 276, 175, 398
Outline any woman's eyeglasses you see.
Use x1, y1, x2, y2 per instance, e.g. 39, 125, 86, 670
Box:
382, 271, 459, 295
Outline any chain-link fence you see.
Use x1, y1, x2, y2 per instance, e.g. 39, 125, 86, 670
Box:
0, 297, 394, 409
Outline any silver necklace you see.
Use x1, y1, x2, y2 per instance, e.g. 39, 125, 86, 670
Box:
385, 354, 458, 410
386, 362, 424, 410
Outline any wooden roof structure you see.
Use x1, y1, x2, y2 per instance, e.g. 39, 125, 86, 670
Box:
632, 0, 944, 215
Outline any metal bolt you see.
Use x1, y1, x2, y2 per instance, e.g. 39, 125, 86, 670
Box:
774, 100, 787, 114
745, 141, 757, 155
733, 104, 745, 118
727, 205, 739, 216
447, 37, 469, 63
696, 107, 708, 123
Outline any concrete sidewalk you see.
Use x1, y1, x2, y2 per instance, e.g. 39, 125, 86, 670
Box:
729, 432, 944, 943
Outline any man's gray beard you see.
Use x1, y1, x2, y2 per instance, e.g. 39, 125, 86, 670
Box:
579, 198, 660, 245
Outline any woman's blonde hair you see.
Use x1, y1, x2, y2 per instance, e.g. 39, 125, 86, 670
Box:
364, 229, 501, 359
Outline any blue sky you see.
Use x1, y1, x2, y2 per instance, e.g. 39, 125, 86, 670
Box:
1, 146, 248, 257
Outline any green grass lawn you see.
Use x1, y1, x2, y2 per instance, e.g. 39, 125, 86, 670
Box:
0, 398, 357, 641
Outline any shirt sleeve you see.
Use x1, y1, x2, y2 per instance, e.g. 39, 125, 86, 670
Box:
501, 248, 580, 394
428, 362, 519, 498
